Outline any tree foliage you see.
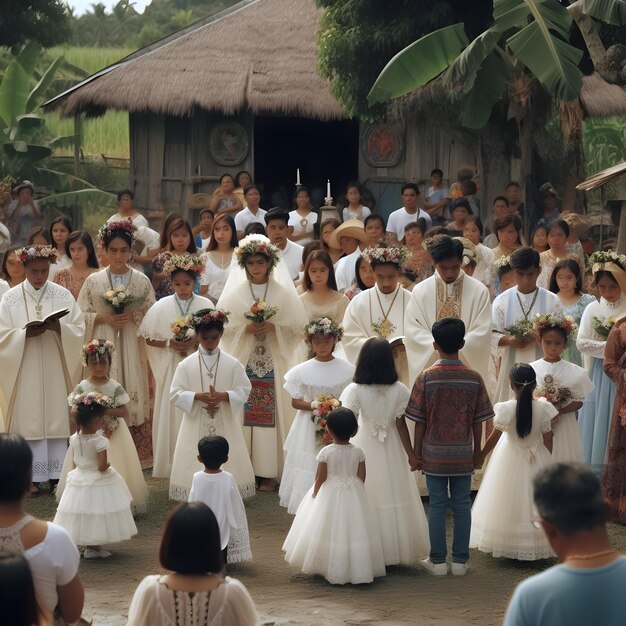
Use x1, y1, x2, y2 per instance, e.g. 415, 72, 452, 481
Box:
316, 0, 494, 121
0, 0, 71, 50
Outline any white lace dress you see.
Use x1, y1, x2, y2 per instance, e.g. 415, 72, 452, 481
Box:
279, 357, 355, 514
282, 443, 386, 585
54, 433, 137, 545
470, 400, 557, 560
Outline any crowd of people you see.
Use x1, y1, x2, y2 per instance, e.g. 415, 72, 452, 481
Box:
0, 170, 625, 625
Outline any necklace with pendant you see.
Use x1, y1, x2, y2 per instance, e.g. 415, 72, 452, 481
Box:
175, 293, 194, 316
22, 282, 49, 321
516, 289, 539, 320
199, 349, 221, 418
370, 285, 401, 339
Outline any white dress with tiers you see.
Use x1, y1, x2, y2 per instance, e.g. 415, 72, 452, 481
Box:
283, 443, 386, 585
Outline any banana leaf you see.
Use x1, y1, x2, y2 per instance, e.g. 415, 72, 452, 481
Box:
573, 0, 626, 24
0, 60, 29, 129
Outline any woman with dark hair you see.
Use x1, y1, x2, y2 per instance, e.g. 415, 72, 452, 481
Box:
0, 245, 26, 290
403, 219, 433, 284
299, 249, 349, 323
0, 434, 84, 624
78, 220, 156, 466
26, 226, 49, 246
200, 213, 239, 302
288, 186, 318, 245
53, 231, 99, 299
340, 338, 429, 565
233, 170, 253, 209
128, 502, 258, 625
492, 214, 523, 262
344, 255, 375, 300
537, 219, 576, 289
0, 553, 45, 626
320, 217, 343, 264
47, 216, 73, 281
209, 174, 244, 216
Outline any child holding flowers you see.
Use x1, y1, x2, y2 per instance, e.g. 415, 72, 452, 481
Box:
54, 391, 137, 559
340, 338, 429, 566
78, 220, 155, 466
279, 317, 354, 514
216, 234, 308, 491
530, 314, 593, 463
57, 339, 147, 513
576, 251, 626, 472
138, 254, 213, 478
169, 309, 256, 501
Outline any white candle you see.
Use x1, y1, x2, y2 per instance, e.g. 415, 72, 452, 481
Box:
296, 168, 301, 186
327, 179, 331, 198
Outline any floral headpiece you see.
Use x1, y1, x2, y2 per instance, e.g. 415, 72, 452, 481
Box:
361, 246, 411, 268
534, 313, 577, 339
304, 316, 344, 343
16, 245, 58, 265
163, 254, 205, 277
234, 234, 280, 272
422, 233, 448, 252
68, 391, 114, 410
81, 338, 115, 366
495, 254, 513, 277
97, 219, 137, 244
190, 308, 230, 329
588, 250, 626, 271
454, 237, 482, 267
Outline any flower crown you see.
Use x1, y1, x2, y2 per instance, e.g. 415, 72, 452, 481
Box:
495, 254, 512, 269
588, 250, 626, 271
163, 253, 205, 277
98, 219, 137, 244
304, 316, 344, 342
191, 308, 230, 328
81, 339, 115, 366
534, 313, 577, 339
234, 235, 280, 271
69, 391, 114, 410
361, 246, 411, 268
16, 245, 58, 265
455, 237, 481, 267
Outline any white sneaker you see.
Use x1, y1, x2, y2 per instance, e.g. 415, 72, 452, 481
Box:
451, 562, 468, 576
420, 558, 448, 576
84, 548, 112, 559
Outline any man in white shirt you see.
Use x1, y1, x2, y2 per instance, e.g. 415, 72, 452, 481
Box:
329, 220, 370, 292
234, 185, 266, 239
264, 207, 303, 281
386, 183, 432, 243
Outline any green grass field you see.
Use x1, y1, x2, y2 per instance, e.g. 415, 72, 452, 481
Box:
44, 47, 134, 158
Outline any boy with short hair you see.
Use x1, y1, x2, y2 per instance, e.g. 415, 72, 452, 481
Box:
405, 318, 494, 576
188, 435, 252, 564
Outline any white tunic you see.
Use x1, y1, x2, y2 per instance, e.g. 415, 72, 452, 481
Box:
234, 207, 267, 234
335, 248, 362, 292
199, 253, 236, 302
278, 239, 304, 280
288, 210, 318, 246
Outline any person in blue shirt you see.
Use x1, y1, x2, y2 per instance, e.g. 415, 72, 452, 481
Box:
504, 463, 626, 626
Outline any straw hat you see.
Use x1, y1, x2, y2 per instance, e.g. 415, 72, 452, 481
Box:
186, 193, 212, 210
562, 211, 590, 233
328, 219, 368, 249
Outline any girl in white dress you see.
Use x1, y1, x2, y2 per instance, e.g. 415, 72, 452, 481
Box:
199, 214, 238, 303
340, 338, 430, 566
530, 314, 593, 463
280, 317, 354, 514
58, 340, 147, 513
54, 392, 137, 559
471, 364, 556, 561
283, 408, 386, 585
288, 187, 317, 246
138, 254, 213, 478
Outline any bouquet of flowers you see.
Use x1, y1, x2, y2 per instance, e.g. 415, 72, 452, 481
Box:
101, 285, 139, 314
171, 315, 195, 343
244, 298, 278, 323
505, 318, 536, 341
592, 315, 616, 339
311, 394, 341, 447
535, 374, 573, 410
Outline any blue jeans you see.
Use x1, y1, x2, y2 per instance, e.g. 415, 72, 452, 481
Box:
425, 474, 472, 565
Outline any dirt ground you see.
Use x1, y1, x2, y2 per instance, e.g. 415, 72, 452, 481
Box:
28, 473, 626, 626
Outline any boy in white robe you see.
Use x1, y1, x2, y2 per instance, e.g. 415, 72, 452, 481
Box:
0, 245, 85, 486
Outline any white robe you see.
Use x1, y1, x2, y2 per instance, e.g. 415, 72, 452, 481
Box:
278, 239, 304, 281
404, 271, 492, 390
0, 280, 85, 480
169, 348, 256, 500
342, 284, 411, 385
492, 286, 562, 403
137, 293, 214, 478
335, 248, 362, 292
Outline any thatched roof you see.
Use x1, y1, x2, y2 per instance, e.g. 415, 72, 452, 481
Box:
579, 73, 626, 119
44, 0, 346, 121
577, 161, 626, 191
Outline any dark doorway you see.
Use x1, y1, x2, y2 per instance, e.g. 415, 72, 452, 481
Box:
254, 115, 359, 211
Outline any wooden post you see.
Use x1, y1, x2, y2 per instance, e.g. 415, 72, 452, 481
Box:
616, 200, 626, 255
73, 114, 81, 177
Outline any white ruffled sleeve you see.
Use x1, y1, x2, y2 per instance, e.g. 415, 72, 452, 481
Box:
316, 445, 333, 463
393, 382, 411, 420
493, 401, 514, 432
576, 304, 606, 358
283, 364, 307, 400
339, 383, 359, 415
536, 399, 558, 433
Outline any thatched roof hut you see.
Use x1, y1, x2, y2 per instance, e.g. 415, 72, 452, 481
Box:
45, 0, 345, 121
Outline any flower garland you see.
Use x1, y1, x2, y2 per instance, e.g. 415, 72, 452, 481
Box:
191, 308, 230, 328
587, 250, 626, 270
533, 313, 577, 339
361, 246, 411, 268
234, 234, 280, 271
16, 244, 58, 264
304, 316, 343, 343
97, 219, 137, 244
163, 253, 205, 277
68, 391, 115, 410
81, 339, 115, 365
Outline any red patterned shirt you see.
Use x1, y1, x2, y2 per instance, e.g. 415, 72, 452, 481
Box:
405, 359, 494, 476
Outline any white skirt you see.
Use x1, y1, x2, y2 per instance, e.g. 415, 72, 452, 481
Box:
552, 413, 584, 464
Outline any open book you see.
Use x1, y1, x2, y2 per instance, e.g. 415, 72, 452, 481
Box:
23, 308, 70, 330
